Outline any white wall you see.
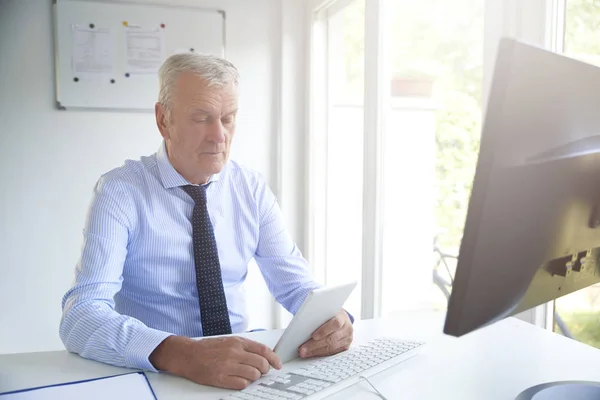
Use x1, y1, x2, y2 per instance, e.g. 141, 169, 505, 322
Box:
0, 0, 284, 354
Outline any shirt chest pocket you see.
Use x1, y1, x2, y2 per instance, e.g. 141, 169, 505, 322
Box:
124, 226, 195, 290
212, 212, 258, 282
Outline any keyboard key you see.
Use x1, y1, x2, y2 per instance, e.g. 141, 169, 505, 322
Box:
286, 386, 306, 394
298, 382, 321, 391
242, 388, 263, 396
262, 387, 294, 398
230, 394, 256, 399
291, 370, 314, 379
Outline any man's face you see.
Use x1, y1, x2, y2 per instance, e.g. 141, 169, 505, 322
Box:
156, 72, 238, 183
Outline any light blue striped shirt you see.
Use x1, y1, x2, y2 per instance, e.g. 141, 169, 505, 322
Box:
59, 141, 321, 372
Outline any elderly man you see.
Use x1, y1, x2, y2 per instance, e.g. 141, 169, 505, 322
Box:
59, 53, 353, 390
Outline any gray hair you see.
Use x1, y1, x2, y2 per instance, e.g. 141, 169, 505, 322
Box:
158, 53, 239, 116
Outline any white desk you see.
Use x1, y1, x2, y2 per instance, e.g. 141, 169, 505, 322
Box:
2, 312, 600, 399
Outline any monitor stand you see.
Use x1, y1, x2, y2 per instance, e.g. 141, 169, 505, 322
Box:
516, 381, 600, 399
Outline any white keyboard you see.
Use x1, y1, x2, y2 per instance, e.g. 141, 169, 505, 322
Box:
221, 338, 424, 400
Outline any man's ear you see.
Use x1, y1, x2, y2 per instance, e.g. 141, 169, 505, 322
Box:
155, 102, 170, 140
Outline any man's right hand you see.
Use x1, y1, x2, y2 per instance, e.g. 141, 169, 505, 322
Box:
149, 335, 282, 389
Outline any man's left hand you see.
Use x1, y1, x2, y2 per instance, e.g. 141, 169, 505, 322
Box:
298, 310, 353, 358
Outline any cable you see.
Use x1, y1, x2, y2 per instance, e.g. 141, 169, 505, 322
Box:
359, 375, 389, 400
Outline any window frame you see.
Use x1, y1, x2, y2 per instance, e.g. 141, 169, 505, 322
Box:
306, 0, 387, 319
305, 0, 562, 326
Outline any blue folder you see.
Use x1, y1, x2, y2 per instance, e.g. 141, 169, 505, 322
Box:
0, 371, 157, 399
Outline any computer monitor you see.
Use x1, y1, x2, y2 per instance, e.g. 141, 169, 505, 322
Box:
443, 37, 600, 399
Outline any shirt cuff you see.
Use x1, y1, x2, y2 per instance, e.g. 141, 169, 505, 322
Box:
124, 327, 173, 372
345, 309, 355, 324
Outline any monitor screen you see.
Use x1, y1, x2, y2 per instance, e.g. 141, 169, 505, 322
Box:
444, 37, 600, 337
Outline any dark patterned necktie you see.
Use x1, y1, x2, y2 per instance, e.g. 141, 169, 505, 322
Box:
182, 184, 232, 336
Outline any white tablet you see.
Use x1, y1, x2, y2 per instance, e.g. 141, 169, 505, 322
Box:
274, 281, 357, 364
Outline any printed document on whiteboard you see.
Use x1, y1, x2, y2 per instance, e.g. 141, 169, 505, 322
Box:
71, 25, 115, 79
125, 27, 166, 74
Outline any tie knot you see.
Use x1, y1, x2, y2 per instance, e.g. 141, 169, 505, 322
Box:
182, 184, 208, 204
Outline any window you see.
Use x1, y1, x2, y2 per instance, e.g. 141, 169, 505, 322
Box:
553, 0, 600, 348
308, 0, 365, 319
381, 0, 484, 317
308, 0, 484, 319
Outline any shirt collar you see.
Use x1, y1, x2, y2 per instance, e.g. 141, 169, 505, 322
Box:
156, 141, 222, 189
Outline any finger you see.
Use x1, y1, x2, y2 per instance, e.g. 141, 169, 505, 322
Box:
300, 329, 346, 357
242, 339, 282, 369
230, 363, 262, 382
218, 375, 251, 390
239, 351, 270, 375
307, 342, 350, 358
302, 335, 352, 358
312, 314, 345, 341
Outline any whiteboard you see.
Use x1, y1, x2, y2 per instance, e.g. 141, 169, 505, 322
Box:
53, 0, 225, 111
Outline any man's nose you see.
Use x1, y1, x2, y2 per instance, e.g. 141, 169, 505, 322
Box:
207, 120, 226, 143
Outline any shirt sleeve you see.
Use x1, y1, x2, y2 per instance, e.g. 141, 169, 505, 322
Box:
59, 176, 172, 372
252, 175, 322, 315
